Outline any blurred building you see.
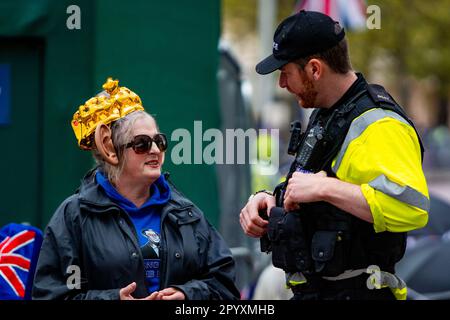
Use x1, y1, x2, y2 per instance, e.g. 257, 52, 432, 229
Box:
0, 0, 224, 229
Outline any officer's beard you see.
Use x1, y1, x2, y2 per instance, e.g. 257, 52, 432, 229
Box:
297, 75, 318, 109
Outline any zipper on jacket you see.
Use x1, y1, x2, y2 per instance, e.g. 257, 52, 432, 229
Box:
159, 224, 168, 289
159, 204, 193, 289
116, 210, 148, 291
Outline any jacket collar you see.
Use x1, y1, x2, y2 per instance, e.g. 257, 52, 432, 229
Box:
77, 168, 114, 212
77, 169, 195, 216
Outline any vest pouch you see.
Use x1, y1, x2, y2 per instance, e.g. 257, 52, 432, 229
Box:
268, 207, 312, 273
311, 230, 347, 276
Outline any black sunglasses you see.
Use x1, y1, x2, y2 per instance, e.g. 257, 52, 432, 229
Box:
124, 133, 168, 154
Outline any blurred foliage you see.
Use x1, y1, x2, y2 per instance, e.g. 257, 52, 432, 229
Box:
222, 0, 296, 36
348, 0, 450, 98
223, 0, 450, 98
222, 0, 450, 123
222, 0, 257, 35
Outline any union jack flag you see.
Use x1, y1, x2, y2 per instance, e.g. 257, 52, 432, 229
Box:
0, 223, 43, 300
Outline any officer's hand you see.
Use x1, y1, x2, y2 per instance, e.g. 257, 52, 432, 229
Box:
284, 171, 327, 212
240, 192, 275, 238
148, 287, 185, 300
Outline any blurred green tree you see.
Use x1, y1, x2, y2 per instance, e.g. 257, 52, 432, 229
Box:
222, 0, 296, 37
222, 0, 450, 125
348, 0, 450, 125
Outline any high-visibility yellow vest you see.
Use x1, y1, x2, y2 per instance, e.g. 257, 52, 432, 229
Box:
331, 108, 429, 233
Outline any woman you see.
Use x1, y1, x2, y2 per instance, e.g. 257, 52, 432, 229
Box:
32, 78, 240, 300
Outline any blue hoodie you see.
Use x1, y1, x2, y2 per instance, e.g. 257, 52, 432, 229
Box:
96, 171, 171, 294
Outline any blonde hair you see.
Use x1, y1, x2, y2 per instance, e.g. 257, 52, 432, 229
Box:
92, 110, 156, 184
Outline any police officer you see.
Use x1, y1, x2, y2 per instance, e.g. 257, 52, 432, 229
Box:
240, 10, 429, 300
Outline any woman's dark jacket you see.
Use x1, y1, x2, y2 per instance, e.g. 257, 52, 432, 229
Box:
32, 170, 240, 300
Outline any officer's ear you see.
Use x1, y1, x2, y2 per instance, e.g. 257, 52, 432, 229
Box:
307, 58, 322, 81
94, 123, 119, 165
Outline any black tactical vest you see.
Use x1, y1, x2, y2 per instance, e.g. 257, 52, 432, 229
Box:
270, 84, 424, 277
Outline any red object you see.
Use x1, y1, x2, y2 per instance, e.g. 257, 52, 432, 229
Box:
0, 230, 35, 298
324, 0, 331, 16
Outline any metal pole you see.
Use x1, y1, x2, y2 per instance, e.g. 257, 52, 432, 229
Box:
258, 0, 277, 127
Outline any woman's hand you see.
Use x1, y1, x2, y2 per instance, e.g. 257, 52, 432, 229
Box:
119, 282, 154, 300
120, 283, 185, 300
120, 282, 140, 300
148, 287, 186, 300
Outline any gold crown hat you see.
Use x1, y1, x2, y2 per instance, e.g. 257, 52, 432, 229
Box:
71, 78, 145, 150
